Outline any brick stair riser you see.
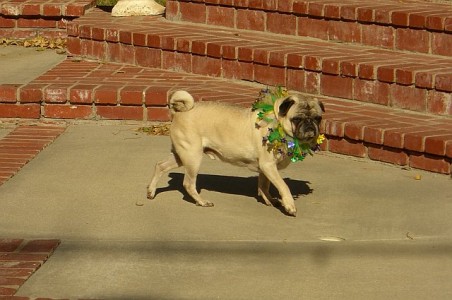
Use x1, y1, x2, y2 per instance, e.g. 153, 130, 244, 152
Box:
166, 0, 452, 57
66, 33, 452, 118
0, 93, 176, 122
0, 16, 72, 39
0, 1, 94, 17
323, 137, 451, 175
0, 0, 95, 39
320, 114, 452, 174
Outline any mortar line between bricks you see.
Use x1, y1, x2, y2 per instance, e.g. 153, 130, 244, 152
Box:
0, 124, 66, 186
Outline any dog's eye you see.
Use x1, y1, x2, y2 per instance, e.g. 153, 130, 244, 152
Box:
311, 116, 322, 124
291, 117, 303, 125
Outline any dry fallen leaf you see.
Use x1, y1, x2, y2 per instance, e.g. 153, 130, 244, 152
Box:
137, 124, 171, 136
0, 36, 67, 50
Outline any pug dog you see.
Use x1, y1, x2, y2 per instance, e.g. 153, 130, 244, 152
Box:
147, 90, 324, 216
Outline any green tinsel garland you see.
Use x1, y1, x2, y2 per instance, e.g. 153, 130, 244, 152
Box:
252, 87, 325, 162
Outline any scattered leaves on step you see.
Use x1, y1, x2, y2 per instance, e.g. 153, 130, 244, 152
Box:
0, 36, 67, 52
137, 124, 171, 136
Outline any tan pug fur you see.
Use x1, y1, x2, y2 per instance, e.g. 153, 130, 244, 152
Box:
147, 90, 324, 216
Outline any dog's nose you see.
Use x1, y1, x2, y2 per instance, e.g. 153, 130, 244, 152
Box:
304, 131, 315, 138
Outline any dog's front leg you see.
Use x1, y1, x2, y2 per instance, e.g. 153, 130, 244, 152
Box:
259, 162, 297, 216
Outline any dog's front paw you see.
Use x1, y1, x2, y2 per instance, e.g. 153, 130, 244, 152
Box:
283, 203, 297, 217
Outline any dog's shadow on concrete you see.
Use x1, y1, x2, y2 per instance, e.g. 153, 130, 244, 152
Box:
154, 172, 312, 214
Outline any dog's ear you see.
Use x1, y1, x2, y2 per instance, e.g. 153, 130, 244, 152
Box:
278, 97, 295, 117
318, 100, 325, 113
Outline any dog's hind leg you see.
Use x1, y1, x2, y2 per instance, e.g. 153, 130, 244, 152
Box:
180, 150, 214, 207
258, 172, 274, 206
147, 152, 181, 199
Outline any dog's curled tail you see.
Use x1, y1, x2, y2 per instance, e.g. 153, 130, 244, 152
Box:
169, 90, 194, 114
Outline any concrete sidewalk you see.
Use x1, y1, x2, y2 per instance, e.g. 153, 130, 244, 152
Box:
0, 46, 65, 84
1, 123, 452, 299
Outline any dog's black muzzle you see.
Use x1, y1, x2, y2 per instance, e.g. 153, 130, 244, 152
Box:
295, 120, 319, 145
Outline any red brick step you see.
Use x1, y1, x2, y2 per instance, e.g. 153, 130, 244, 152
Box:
166, 0, 452, 57
66, 8, 452, 117
0, 59, 450, 174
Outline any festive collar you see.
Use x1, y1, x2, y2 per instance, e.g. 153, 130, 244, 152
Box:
252, 87, 325, 162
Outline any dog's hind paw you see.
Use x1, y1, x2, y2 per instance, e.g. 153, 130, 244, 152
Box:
196, 201, 214, 207
147, 189, 156, 200
258, 190, 274, 206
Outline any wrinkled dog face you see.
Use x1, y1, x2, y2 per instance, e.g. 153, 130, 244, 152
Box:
275, 95, 325, 145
